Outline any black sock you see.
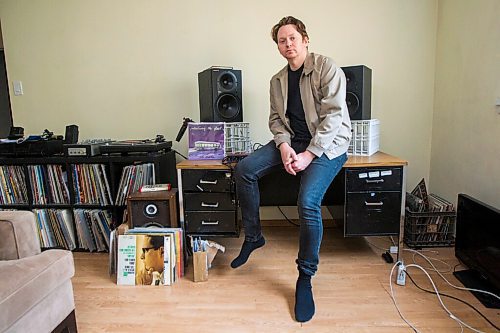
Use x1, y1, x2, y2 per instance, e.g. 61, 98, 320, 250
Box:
230, 236, 265, 268
295, 271, 315, 322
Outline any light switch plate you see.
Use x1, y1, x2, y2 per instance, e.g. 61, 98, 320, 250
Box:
13, 81, 23, 96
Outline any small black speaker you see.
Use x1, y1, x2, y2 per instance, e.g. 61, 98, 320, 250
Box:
127, 190, 178, 228
8, 126, 24, 140
64, 125, 79, 144
198, 67, 243, 122
342, 65, 372, 120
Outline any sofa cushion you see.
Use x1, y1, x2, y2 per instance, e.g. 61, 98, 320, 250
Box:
0, 211, 41, 260
5, 281, 75, 333
0, 250, 74, 331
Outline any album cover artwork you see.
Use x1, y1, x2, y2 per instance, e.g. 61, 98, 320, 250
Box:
187, 122, 225, 160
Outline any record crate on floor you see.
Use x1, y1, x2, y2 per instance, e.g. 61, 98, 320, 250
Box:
404, 208, 456, 248
348, 119, 380, 156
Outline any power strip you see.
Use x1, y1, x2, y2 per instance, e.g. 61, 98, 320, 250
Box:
397, 262, 406, 286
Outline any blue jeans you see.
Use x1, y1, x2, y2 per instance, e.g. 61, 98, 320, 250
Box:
234, 140, 347, 276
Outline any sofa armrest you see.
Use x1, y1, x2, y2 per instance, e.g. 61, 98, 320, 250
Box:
0, 249, 75, 332
0, 211, 41, 260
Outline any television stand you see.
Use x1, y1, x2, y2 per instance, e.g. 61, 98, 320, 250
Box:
453, 269, 500, 309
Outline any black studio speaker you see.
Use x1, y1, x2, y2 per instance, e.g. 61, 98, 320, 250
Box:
198, 67, 243, 122
127, 191, 178, 229
342, 65, 372, 120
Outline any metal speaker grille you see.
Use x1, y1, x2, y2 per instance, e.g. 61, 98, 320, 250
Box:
216, 94, 241, 119
218, 71, 238, 92
346, 92, 360, 118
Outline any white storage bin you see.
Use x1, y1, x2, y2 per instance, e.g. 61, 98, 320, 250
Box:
224, 122, 252, 156
348, 119, 380, 156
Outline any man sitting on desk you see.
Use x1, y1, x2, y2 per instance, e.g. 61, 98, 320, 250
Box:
230, 16, 351, 322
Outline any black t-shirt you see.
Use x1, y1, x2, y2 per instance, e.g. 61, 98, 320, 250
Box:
286, 64, 311, 142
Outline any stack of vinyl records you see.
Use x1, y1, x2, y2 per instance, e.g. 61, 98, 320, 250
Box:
0, 165, 28, 204
114, 227, 184, 286
72, 164, 112, 205
115, 163, 155, 205
405, 178, 456, 247
74, 209, 112, 252
28, 165, 70, 204
33, 209, 76, 250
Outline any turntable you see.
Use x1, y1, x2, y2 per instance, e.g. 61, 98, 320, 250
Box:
99, 137, 172, 155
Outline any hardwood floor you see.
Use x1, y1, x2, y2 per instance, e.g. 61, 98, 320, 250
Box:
72, 224, 499, 332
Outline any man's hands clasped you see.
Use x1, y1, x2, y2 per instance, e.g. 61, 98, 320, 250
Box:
279, 143, 315, 176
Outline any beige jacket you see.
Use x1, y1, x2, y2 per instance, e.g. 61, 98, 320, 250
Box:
269, 52, 351, 159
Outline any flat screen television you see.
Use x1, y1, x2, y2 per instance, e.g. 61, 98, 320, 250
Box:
454, 193, 500, 308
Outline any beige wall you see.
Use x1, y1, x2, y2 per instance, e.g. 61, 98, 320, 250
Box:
430, 0, 500, 208
0, 1, 441, 216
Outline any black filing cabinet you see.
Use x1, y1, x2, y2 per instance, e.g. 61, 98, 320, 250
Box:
180, 168, 239, 237
344, 166, 403, 236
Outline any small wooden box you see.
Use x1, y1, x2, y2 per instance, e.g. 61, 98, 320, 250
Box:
127, 189, 178, 229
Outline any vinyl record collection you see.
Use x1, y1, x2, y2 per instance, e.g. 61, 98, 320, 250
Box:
33, 209, 76, 250
28, 165, 70, 204
115, 163, 155, 205
0, 162, 158, 251
404, 178, 456, 248
0, 165, 28, 204
74, 209, 112, 252
32, 208, 112, 252
72, 164, 112, 205
0, 147, 175, 254
113, 227, 184, 286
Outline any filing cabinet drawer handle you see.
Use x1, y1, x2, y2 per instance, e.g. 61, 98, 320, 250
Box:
200, 179, 218, 184
365, 179, 384, 184
201, 220, 220, 225
365, 201, 384, 206
201, 202, 219, 208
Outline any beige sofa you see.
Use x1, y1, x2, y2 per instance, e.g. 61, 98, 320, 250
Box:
0, 211, 77, 333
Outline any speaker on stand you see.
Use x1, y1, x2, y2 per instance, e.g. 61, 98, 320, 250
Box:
127, 190, 178, 228
342, 65, 372, 120
198, 67, 243, 122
